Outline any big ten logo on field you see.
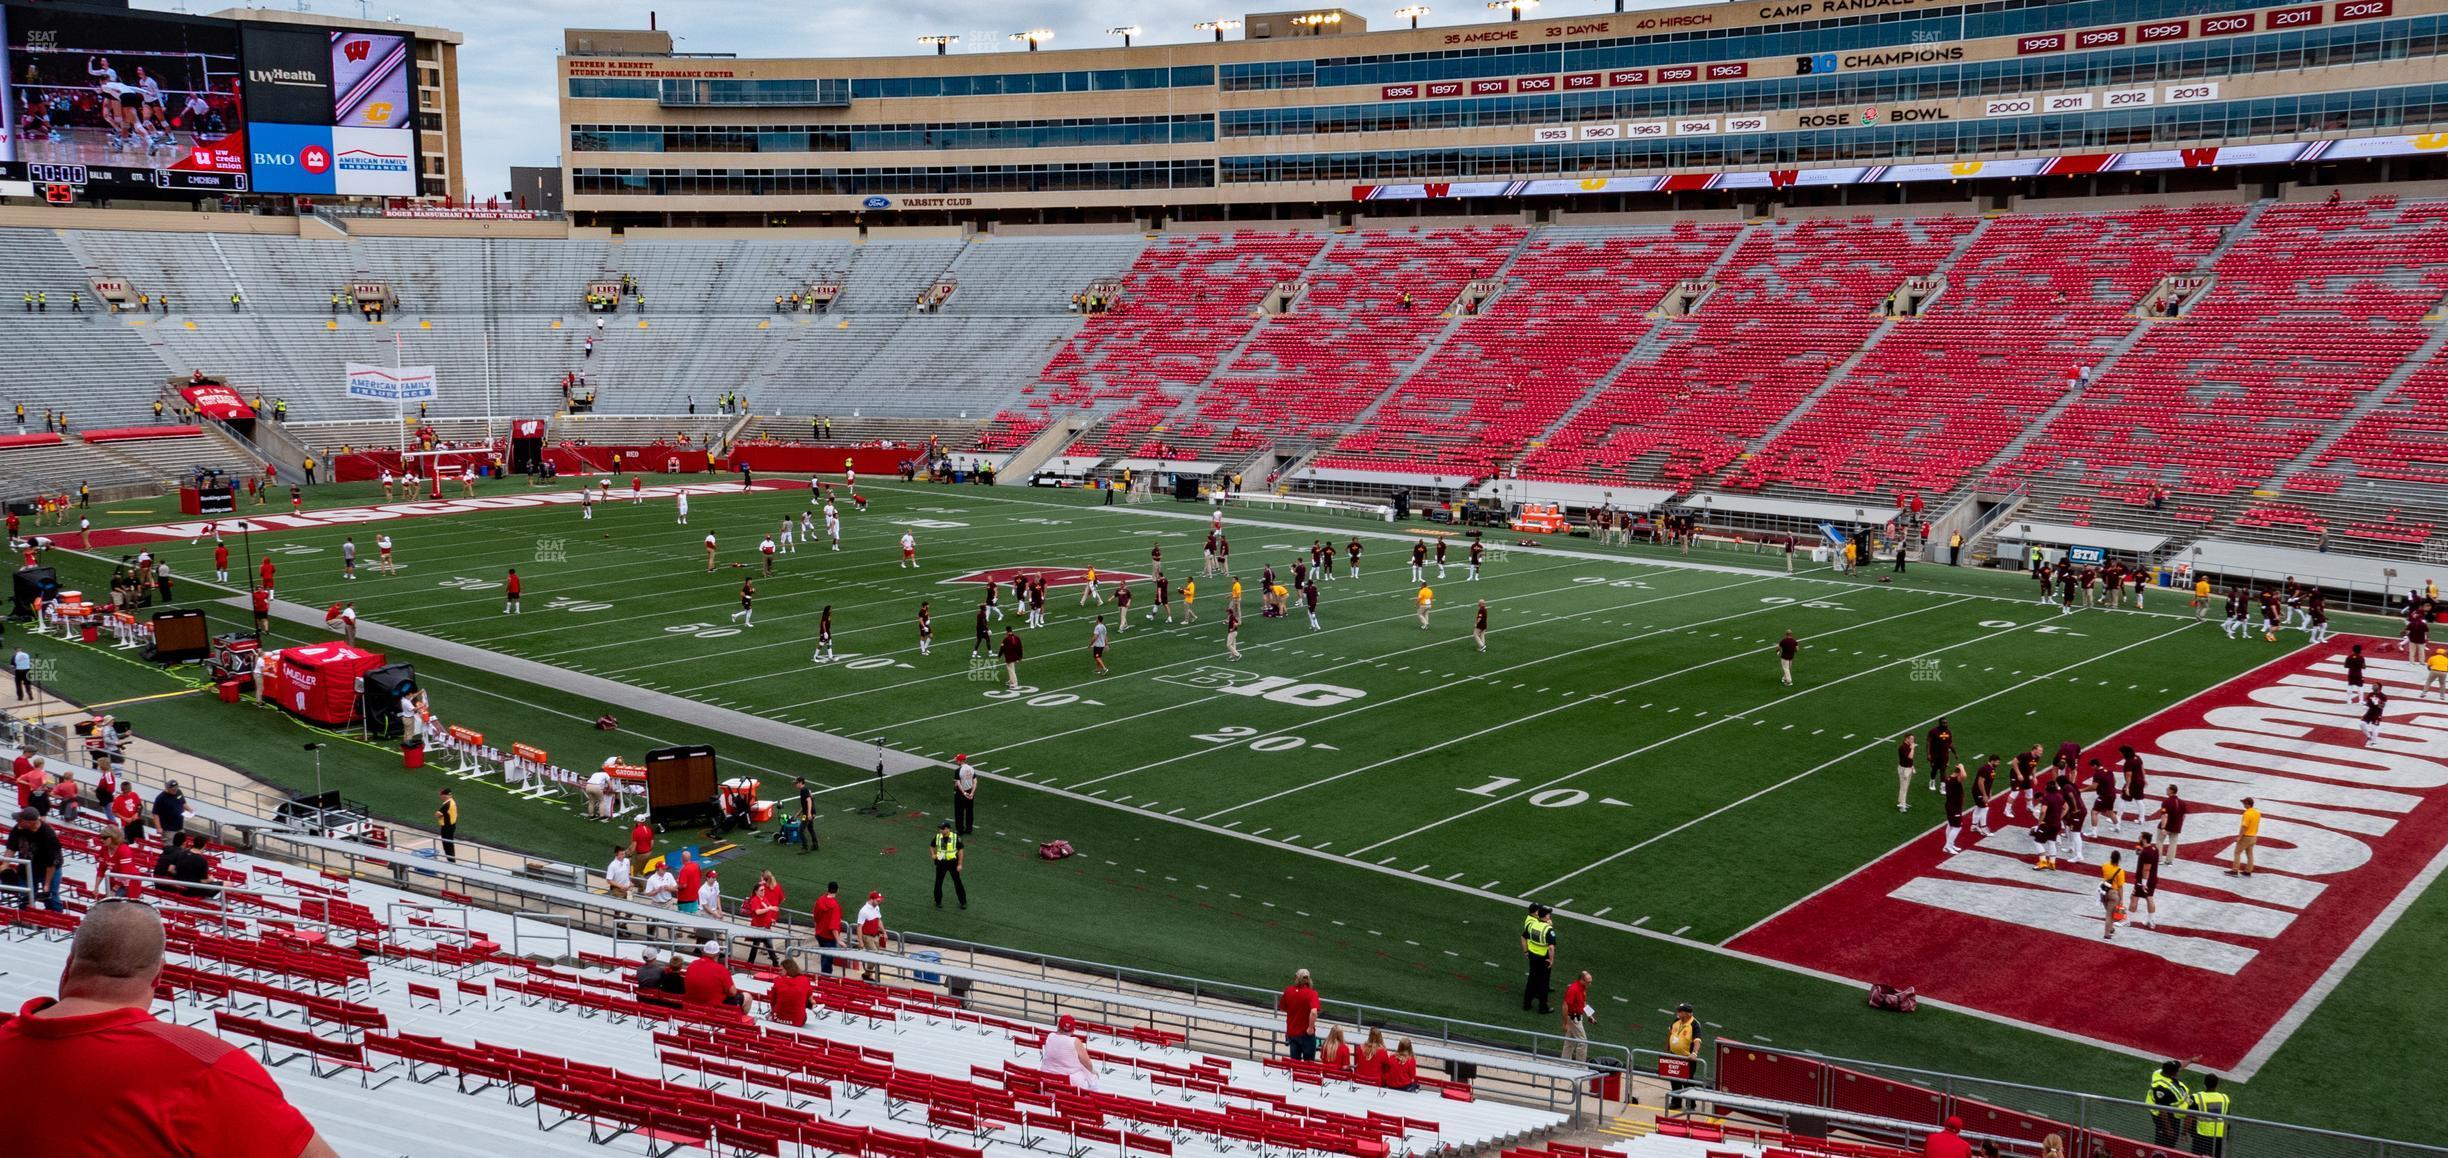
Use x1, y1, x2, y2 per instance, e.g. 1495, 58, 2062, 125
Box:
1155, 667, 1365, 707
532, 536, 567, 563
890, 518, 967, 530
1573, 576, 1652, 590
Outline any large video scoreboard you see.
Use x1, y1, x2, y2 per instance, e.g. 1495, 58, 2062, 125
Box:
0, 1, 421, 198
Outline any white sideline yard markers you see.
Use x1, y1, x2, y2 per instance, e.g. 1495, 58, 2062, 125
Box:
1526, 618, 2203, 896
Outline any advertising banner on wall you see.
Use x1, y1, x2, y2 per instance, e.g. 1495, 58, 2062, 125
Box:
345, 362, 438, 403
238, 23, 331, 124
4, 5, 249, 187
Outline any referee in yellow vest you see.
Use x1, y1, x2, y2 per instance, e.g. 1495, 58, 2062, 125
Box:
2149, 1056, 2199, 1146
931, 820, 967, 910
2187, 1073, 2230, 1157
1519, 902, 1555, 1014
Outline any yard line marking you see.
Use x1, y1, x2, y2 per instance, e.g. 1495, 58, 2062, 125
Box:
1203, 591, 1948, 822
1672, 926, 1691, 936
1593, 906, 1614, 918
1528, 618, 2202, 897
1349, 598, 2030, 857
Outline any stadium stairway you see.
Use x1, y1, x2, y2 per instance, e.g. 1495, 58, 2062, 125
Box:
0, 826, 1572, 1158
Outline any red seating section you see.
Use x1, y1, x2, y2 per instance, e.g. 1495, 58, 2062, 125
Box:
2315, 351, 2448, 487
1174, 227, 1525, 460
1521, 215, 1977, 488
1729, 205, 2242, 499
1312, 223, 1740, 478
978, 232, 1327, 453
1999, 198, 2448, 498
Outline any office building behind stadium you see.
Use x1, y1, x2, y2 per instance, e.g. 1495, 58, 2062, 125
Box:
560, 0, 2448, 228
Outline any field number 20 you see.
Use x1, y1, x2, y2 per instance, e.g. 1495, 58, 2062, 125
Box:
1192, 725, 1312, 753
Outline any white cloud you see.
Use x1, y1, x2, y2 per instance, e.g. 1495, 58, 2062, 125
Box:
152, 0, 1686, 199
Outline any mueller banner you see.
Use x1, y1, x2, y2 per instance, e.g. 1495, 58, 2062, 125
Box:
345, 362, 437, 403
239, 23, 333, 125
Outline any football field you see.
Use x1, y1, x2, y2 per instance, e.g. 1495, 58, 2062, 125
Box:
45, 477, 2448, 1141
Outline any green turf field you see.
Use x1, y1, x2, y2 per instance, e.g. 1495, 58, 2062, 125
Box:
28, 477, 2444, 1142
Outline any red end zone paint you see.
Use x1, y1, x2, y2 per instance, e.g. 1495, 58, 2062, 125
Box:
1730, 637, 2448, 1074
944, 567, 1151, 589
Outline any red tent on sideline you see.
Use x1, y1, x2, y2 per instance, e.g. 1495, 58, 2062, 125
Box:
265, 642, 386, 725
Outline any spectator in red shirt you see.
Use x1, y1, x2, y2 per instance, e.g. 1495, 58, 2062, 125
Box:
812, 880, 844, 976
674, 851, 703, 914
1923, 1116, 1972, 1158
682, 940, 741, 1007
1321, 1026, 1353, 1070
1277, 968, 1321, 1061
630, 819, 654, 859
1562, 970, 1596, 1062
1354, 1027, 1387, 1085
1382, 1039, 1421, 1091
0, 902, 337, 1157
767, 957, 813, 1027
740, 871, 785, 966
111, 783, 146, 842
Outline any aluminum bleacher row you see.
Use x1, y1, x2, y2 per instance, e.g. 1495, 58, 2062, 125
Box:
0, 809, 1567, 1158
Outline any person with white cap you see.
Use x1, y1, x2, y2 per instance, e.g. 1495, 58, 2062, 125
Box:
1040, 1014, 1101, 1090
855, 888, 887, 981
584, 758, 616, 820
952, 756, 978, 835
681, 939, 740, 1007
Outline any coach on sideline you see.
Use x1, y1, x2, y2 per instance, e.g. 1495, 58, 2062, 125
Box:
0, 901, 339, 1156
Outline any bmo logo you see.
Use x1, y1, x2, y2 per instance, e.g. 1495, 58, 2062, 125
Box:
301, 145, 332, 175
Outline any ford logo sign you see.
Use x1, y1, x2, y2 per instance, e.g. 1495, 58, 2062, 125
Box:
861, 196, 891, 210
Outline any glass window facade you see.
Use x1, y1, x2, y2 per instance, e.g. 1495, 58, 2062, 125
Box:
1222, 18, 2440, 138
1222, 0, 2277, 91
1220, 84, 2448, 183
571, 114, 1215, 154
571, 160, 1213, 196
570, 67, 1212, 103
659, 78, 851, 107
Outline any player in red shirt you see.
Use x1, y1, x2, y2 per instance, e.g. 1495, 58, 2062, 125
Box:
212, 542, 229, 583
0, 904, 335, 1158
630, 475, 643, 503
503, 568, 523, 614
251, 586, 271, 633
258, 555, 276, 599
1474, 600, 1488, 652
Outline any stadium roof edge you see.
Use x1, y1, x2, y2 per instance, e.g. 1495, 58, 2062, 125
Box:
208, 4, 464, 46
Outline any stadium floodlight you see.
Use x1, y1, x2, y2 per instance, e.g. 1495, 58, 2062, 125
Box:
1395, 5, 1430, 28
917, 34, 959, 55
1010, 29, 1054, 51
1193, 19, 1242, 41
1291, 12, 1343, 34
1107, 25, 1141, 47
1487, 0, 1538, 19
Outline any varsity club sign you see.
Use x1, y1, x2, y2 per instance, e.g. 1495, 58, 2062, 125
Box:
1730, 640, 2448, 1075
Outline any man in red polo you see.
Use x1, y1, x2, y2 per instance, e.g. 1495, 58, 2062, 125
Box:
631, 818, 655, 859
682, 940, 741, 1007
1277, 968, 1321, 1061
0, 902, 336, 1157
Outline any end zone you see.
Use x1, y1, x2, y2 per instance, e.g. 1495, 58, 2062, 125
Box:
1729, 637, 2448, 1076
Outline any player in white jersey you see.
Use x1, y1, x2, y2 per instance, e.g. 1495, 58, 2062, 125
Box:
825, 503, 842, 550
777, 517, 796, 554
376, 534, 395, 575
676, 493, 690, 525
899, 531, 918, 568
703, 533, 719, 572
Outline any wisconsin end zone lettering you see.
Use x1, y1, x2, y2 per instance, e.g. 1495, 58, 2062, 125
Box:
1381, 83, 1419, 100
1730, 640, 2448, 1074
2334, 0, 2393, 20
2200, 13, 2256, 35
2137, 19, 2191, 41
2017, 32, 2067, 54
2268, 3, 2324, 27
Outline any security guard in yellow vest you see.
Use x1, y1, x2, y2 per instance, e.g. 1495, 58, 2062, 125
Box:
2188, 1073, 2229, 1157
2149, 1057, 2196, 1146
931, 820, 967, 910
1519, 902, 1556, 1014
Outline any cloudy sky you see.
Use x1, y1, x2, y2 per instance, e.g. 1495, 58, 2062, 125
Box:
159, 0, 1682, 197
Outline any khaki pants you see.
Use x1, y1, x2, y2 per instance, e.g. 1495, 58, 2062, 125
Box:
583, 784, 610, 819
1897, 765, 1914, 810
857, 931, 886, 980
1562, 1018, 1588, 1062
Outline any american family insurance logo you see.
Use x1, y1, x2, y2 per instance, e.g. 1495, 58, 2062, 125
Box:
1730, 638, 2448, 1075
